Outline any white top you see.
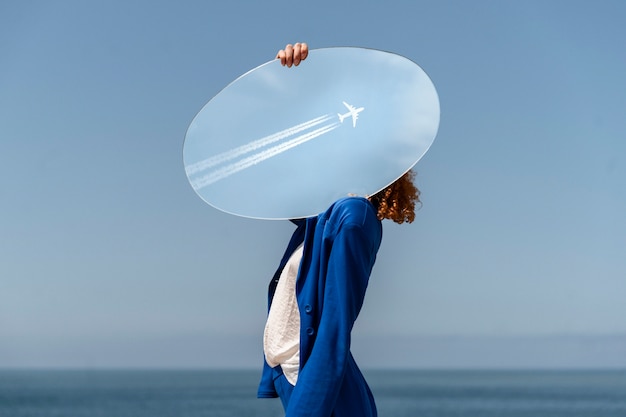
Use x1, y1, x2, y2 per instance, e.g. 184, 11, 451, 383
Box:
263, 243, 304, 386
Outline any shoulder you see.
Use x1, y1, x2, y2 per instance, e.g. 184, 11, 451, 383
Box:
323, 197, 381, 234
311, 197, 382, 256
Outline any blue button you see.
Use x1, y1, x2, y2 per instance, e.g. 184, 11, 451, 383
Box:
306, 327, 315, 336
304, 304, 312, 314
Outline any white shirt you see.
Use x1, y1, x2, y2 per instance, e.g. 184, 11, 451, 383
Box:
263, 243, 304, 386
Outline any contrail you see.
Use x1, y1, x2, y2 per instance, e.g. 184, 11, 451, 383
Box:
185, 115, 333, 175
190, 122, 339, 190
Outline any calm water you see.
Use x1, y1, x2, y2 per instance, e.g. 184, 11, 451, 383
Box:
1, 369, 625, 417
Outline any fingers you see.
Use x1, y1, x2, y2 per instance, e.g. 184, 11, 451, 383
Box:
276, 42, 308, 67
276, 49, 285, 65
284, 43, 294, 67
294, 42, 308, 66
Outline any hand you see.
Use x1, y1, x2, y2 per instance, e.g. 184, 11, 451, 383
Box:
276, 42, 308, 67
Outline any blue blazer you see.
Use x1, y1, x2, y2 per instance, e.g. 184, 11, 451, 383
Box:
258, 197, 382, 417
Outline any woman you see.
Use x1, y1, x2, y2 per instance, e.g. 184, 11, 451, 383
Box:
258, 43, 421, 417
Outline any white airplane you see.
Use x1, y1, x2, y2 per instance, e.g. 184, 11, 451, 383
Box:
337, 101, 364, 127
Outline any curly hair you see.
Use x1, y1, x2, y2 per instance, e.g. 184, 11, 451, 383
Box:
369, 170, 421, 224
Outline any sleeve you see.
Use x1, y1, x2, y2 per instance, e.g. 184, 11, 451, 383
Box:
285, 222, 379, 416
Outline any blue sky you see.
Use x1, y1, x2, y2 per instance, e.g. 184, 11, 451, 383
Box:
1, 0, 625, 369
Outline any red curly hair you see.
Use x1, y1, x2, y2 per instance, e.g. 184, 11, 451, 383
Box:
369, 170, 421, 224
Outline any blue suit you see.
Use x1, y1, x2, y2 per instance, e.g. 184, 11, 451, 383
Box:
258, 197, 382, 417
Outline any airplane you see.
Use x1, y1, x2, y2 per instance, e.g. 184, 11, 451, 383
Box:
337, 101, 364, 128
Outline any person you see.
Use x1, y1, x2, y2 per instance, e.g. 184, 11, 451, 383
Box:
258, 43, 421, 417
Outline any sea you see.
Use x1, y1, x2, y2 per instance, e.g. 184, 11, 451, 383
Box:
1, 369, 625, 417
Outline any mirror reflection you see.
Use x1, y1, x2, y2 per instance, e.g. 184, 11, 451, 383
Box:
183, 47, 439, 219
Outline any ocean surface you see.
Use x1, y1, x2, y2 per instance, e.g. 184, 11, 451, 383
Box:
1, 369, 625, 417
